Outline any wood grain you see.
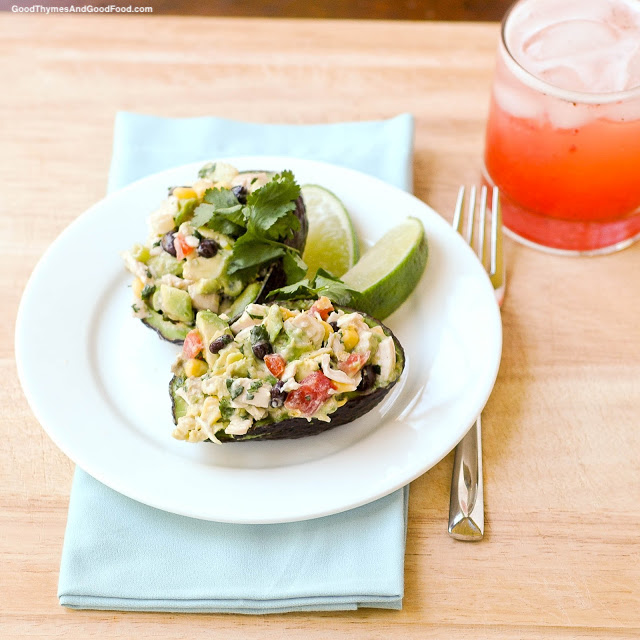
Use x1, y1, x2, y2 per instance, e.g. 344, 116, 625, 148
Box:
1, 13, 639, 640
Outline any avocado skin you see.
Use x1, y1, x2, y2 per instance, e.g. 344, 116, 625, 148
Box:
288, 196, 308, 256
256, 197, 308, 295
218, 379, 400, 441
170, 301, 404, 442
142, 310, 190, 344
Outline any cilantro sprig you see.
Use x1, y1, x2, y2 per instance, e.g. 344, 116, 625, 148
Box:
191, 188, 246, 236
189, 171, 306, 284
266, 268, 359, 306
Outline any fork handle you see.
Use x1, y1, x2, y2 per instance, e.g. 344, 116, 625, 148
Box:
448, 416, 484, 540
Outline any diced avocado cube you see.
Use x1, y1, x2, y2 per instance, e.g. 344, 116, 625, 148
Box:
263, 304, 284, 343
182, 255, 225, 281
160, 284, 193, 324
194, 278, 221, 295
174, 198, 197, 226
222, 276, 244, 297
196, 310, 230, 367
196, 310, 228, 341
150, 288, 163, 311
131, 243, 151, 264
148, 253, 183, 278
225, 282, 262, 320
295, 358, 321, 382
144, 310, 190, 343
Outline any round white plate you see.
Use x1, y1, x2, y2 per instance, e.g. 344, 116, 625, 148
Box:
16, 156, 501, 524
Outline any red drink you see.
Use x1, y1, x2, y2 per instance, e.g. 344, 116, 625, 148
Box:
484, 0, 640, 254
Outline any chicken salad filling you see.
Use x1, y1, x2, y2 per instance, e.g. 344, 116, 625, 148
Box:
170, 297, 403, 443
121, 162, 308, 342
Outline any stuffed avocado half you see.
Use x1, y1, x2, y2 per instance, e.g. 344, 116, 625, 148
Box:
170, 297, 405, 443
122, 162, 308, 343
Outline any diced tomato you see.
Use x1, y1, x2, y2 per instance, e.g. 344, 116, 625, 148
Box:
338, 352, 370, 377
308, 296, 334, 321
183, 330, 204, 359
174, 233, 195, 260
284, 371, 335, 417
264, 354, 286, 378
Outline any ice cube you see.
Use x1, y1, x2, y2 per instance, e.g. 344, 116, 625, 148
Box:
626, 46, 640, 90
523, 20, 618, 62
493, 83, 543, 121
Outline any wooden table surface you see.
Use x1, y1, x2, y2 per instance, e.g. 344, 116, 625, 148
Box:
1, 14, 639, 640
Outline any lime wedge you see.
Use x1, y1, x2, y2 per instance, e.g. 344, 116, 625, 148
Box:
301, 185, 359, 278
342, 217, 428, 320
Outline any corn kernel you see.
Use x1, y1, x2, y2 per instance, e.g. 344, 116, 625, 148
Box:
321, 321, 333, 341
184, 358, 208, 378
280, 307, 297, 319
173, 187, 198, 200
342, 326, 359, 351
132, 277, 144, 298
332, 381, 357, 393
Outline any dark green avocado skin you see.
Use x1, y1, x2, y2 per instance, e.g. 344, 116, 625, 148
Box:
218, 380, 400, 441
170, 302, 404, 442
142, 310, 190, 344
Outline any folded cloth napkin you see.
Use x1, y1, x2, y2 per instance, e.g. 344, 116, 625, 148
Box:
58, 112, 414, 614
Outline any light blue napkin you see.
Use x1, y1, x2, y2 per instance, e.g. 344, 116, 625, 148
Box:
58, 112, 414, 614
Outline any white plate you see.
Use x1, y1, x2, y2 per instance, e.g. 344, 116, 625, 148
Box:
16, 156, 501, 524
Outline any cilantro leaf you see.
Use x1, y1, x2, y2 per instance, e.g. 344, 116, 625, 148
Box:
203, 187, 240, 209
191, 203, 216, 228
219, 397, 234, 421
191, 189, 247, 236
208, 204, 246, 237
198, 162, 216, 179
266, 268, 358, 306
140, 284, 156, 300
266, 279, 315, 300
208, 217, 245, 238
313, 269, 359, 305
245, 171, 301, 241
192, 172, 305, 285
226, 232, 286, 279
282, 249, 308, 284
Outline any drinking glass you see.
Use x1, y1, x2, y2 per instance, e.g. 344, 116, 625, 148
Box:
483, 0, 640, 254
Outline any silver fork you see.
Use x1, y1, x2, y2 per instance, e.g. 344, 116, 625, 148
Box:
448, 185, 504, 541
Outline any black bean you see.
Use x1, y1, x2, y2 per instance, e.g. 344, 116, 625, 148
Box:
269, 381, 287, 408
329, 321, 339, 333
161, 231, 177, 256
197, 238, 219, 258
232, 184, 248, 205
252, 340, 273, 361
209, 334, 233, 354
358, 365, 376, 393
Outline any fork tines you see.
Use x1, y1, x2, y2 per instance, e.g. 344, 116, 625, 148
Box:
454, 185, 505, 305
